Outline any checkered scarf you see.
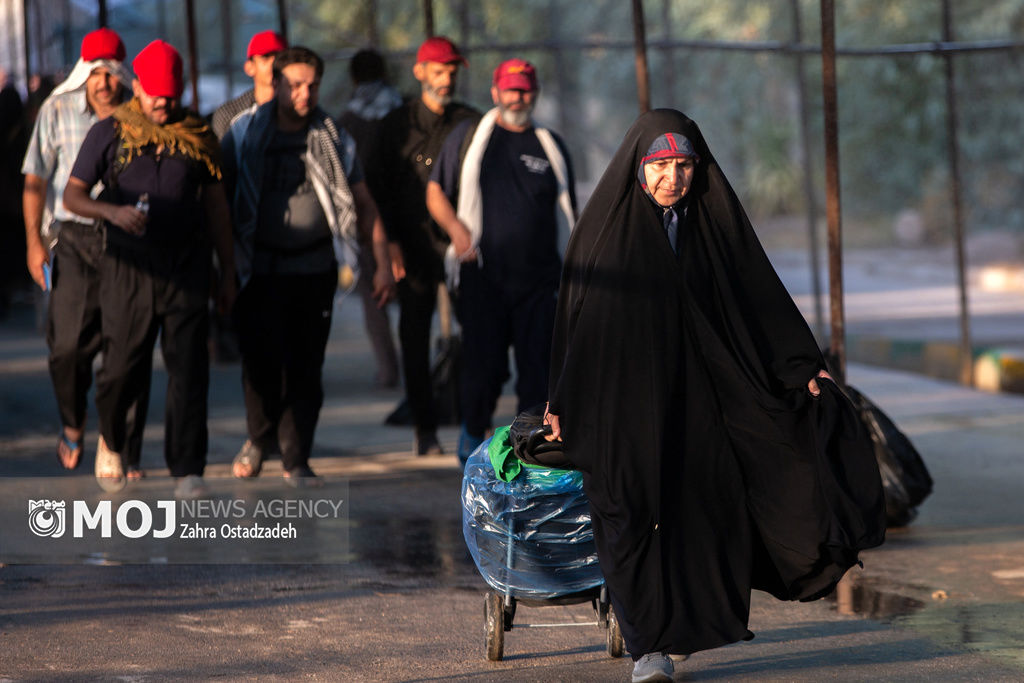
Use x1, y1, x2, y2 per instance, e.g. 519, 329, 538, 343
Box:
233, 100, 358, 288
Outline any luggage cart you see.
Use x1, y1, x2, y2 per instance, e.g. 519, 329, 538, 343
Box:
462, 415, 625, 661
484, 584, 624, 661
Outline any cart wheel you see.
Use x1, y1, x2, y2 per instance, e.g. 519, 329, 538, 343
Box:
485, 591, 505, 661
606, 605, 624, 658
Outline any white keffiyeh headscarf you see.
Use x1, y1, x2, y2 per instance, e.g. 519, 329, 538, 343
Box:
49, 57, 132, 98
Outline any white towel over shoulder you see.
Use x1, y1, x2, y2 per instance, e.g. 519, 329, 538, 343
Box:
444, 107, 575, 291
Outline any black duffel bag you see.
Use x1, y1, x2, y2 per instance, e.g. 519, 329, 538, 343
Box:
508, 405, 575, 469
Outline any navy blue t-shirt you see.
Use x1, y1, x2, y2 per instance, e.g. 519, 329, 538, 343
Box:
432, 120, 575, 293
70, 116, 217, 249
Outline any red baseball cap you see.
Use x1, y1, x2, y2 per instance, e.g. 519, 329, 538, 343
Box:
81, 27, 126, 62
246, 30, 287, 59
416, 36, 467, 66
132, 40, 184, 99
493, 58, 537, 92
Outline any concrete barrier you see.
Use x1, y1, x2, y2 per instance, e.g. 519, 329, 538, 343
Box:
848, 335, 1024, 395
974, 348, 1024, 394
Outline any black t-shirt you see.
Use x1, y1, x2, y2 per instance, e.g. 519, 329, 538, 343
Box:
371, 99, 480, 274
70, 117, 217, 249
253, 128, 334, 274
432, 120, 576, 293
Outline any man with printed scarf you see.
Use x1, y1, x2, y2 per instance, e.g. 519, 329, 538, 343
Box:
222, 46, 395, 486
425, 58, 576, 463
21, 28, 150, 484
64, 40, 236, 498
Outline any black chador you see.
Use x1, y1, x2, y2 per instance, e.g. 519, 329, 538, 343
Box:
547, 109, 885, 658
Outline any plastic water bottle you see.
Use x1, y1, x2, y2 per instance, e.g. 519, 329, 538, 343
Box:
134, 193, 149, 236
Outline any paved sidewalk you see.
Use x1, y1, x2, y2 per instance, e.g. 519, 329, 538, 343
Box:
775, 246, 1024, 390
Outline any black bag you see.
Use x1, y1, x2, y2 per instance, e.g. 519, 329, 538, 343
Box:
508, 405, 574, 469
845, 385, 933, 527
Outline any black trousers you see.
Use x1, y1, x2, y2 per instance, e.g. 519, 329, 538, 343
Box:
454, 265, 556, 437
396, 268, 441, 434
96, 241, 210, 477
234, 269, 337, 471
47, 222, 146, 465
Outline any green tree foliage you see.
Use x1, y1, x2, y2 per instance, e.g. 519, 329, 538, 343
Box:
210, 0, 1024, 239
831, 0, 1024, 235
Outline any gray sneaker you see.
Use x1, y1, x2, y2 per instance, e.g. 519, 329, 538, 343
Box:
631, 652, 673, 682
174, 474, 209, 500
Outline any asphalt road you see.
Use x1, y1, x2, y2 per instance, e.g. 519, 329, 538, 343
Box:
2, 268, 1024, 681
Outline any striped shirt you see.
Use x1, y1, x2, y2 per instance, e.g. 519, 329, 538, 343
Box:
21, 89, 102, 236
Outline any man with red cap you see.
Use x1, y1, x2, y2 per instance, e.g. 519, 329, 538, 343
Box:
211, 30, 287, 140
208, 30, 286, 363
371, 36, 480, 456
63, 39, 236, 498
21, 27, 150, 482
425, 58, 577, 463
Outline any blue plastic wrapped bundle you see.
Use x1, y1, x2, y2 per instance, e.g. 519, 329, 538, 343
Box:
461, 428, 604, 599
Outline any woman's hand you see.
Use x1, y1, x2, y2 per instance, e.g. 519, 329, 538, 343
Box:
543, 403, 561, 441
807, 369, 834, 397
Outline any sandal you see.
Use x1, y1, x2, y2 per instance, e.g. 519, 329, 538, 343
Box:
95, 435, 126, 492
232, 440, 264, 479
126, 466, 146, 481
57, 432, 83, 470
283, 464, 323, 489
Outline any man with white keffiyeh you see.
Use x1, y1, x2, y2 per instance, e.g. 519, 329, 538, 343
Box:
21, 27, 148, 481
222, 46, 395, 486
425, 58, 577, 464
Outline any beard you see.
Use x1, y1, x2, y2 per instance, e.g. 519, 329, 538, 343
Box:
422, 81, 453, 107
498, 101, 533, 128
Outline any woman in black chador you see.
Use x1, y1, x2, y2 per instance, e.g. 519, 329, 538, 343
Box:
544, 109, 885, 682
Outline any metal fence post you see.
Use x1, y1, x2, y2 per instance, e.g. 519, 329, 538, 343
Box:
820, 0, 846, 383
791, 0, 825, 342
631, 0, 651, 114
942, 0, 974, 386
